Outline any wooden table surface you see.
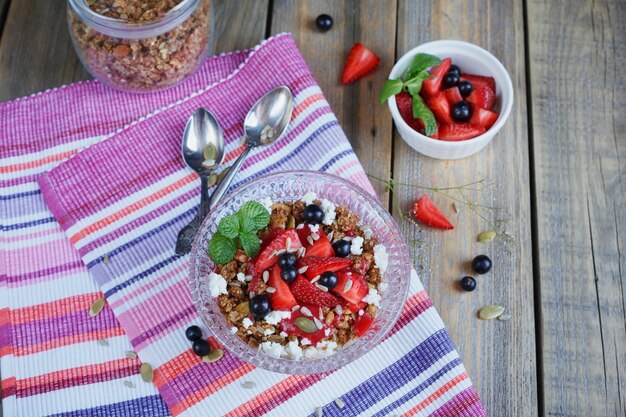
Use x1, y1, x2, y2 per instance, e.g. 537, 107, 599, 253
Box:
0, 1, 624, 416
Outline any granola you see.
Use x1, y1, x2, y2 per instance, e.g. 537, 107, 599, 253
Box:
208, 195, 390, 360
68, 0, 212, 91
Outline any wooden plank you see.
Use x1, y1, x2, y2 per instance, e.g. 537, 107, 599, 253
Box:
270, 0, 398, 207
526, 0, 626, 415
393, 1, 536, 416
0, 0, 269, 101
0, 0, 10, 35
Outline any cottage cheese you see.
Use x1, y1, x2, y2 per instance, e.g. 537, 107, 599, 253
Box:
350, 236, 364, 255
362, 288, 382, 307
301, 192, 317, 206
259, 196, 273, 213
308, 224, 320, 234
264, 310, 291, 326
242, 317, 254, 329
236, 272, 246, 282
320, 199, 336, 225
285, 340, 303, 360
300, 338, 312, 346
259, 341, 284, 358
263, 328, 274, 336
373, 244, 389, 273
208, 272, 228, 297
230, 326, 238, 334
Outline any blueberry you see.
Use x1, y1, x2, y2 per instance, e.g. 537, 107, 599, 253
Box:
280, 265, 298, 283
304, 204, 324, 225
315, 14, 333, 31
451, 101, 471, 123
449, 65, 461, 78
458, 81, 473, 97
185, 325, 202, 341
191, 339, 211, 357
278, 252, 297, 268
443, 72, 460, 88
460, 276, 477, 292
332, 239, 351, 257
319, 271, 338, 290
250, 294, 271, 318
472, 255, 492, 275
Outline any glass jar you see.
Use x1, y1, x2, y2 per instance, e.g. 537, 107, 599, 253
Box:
67, 0, 214, 92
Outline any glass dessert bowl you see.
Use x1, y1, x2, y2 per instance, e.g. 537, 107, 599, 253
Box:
189, 171, 411, 374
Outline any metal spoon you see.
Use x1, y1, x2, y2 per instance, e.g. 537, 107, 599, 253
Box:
175, 108, 225, 255
207, 86, 293, 209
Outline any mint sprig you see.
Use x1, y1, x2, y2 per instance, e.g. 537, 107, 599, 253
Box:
207, 201, 269, 264
379, 52, 441, 137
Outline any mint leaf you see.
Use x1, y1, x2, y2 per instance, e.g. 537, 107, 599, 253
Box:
411, 95, 438, 136
239, 232, 261, 258
405, 53, 441, 80
218, 214, 240, 239
379, 79, 404, 104
404, 76, 424, 96
237, 201, 270, 231
208, 232, 236, 264
240, 217, 257, 234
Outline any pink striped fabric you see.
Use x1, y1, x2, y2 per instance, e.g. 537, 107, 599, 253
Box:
2, 33, 487, 416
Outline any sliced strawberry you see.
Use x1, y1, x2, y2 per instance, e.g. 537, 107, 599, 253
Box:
268, 264, 297, 310
297, 256, 353, 279
466, 86, 496, 110
469, 105, 498, 130
412, 195, 454, 230
460, 74, 496, 94
291, 275, 342, 308
260, 227, 285, 251
333, 269, 369, 306
444, 87, 463, 105
438, 123, 486, 141
422, 58, 451, 97
396, 92, 441, 137
280, 310, 328, 344
426, 92, 453, 124
353, 313, 376, 337
297, 226, 334, 258
255, 229, 302, 275
341, 42, 380, 85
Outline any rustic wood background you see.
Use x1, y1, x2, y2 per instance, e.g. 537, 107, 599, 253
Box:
0, 1, 624, 416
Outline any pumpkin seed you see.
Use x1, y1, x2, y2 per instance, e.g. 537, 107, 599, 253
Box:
217, 167, 231, 184
497, 314, 513, 321
477, 230, 497, 243
202, 348, 224, 363
241, 381, 256, 389
235, 301, 250, 315
140, 363, 154, 382
102, 254, 110, 264
478, 305, 505, 320
203, 143, 216, 161
97, 339, 109, 346
207, 173, 218, 187
89, 297, 106, 317
294, 317, 317, 333
126, 351, 138, 359
124, 380, 135, 388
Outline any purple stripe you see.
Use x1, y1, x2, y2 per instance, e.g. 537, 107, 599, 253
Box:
130, 305, 195, 347
46, 394, 170, 417
5, 261, 86, 284
429, 387, 485, 417
12, 307, 119, 347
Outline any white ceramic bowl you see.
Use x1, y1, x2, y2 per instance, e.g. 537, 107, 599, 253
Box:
388, 40, 514, 159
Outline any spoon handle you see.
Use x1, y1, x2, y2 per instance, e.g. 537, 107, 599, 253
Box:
198, 174, 210, 220
208, 144, 251, 211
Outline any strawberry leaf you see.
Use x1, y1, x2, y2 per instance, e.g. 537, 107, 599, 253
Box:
411, 95, 437, 136
379, 79, 404, 104
208, 232, 236, 264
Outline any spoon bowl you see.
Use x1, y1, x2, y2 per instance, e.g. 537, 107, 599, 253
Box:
181, 108, 225, 175
244, 86, 293, 146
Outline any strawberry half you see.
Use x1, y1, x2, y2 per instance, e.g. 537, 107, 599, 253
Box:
396, 92, 440, 138
297, 226, 334, 258
260, 227, 285, 251
280, 309, 329, 344
341, 42, 380, 85
469, 105, 498, 130
460, 74, 496, 94
466, 86, 496, 110
255, 229, 302, 275
268, 264, 297, 310
333, 269, 369, 306
438, 123, 486, 141
291, 275, 342, 308
353, 313, 376, 337
422, 58, 451, 97
297, 256, 353, 279
426, 92, 453, 124
444, 87, 463, 105
412, 195, 454, 230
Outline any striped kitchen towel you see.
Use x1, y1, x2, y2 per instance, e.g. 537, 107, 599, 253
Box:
2, 33, 486, 416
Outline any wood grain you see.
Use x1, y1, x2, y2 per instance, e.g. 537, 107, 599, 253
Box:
270, 0, 398, 208
0, 0, 269, 101
526, 0, 626, 415
393, 1, 536, 416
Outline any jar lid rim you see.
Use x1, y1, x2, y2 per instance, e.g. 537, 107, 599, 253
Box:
68, 0, 200, 39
